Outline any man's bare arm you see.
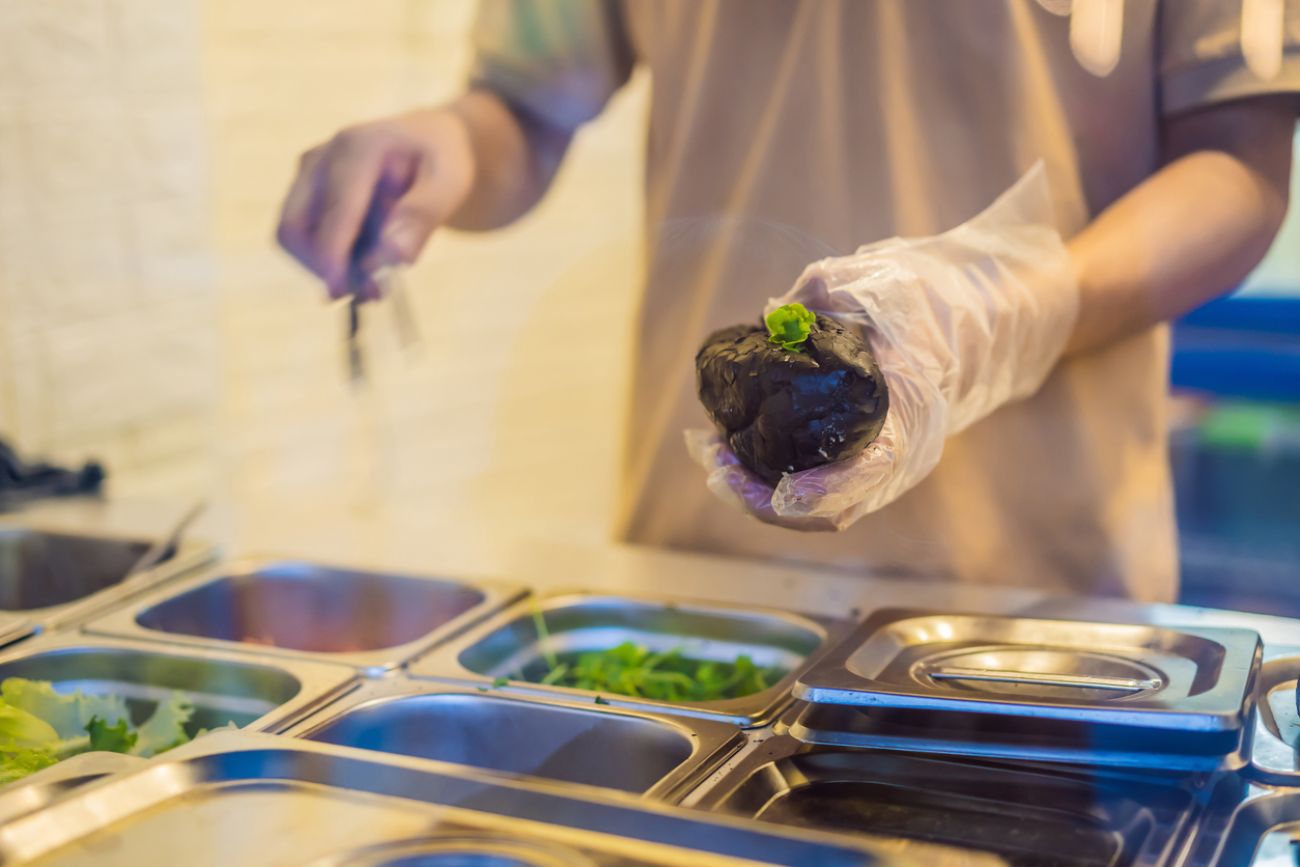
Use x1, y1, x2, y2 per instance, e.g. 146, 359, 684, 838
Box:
447, 89, 572, 230
1066, 96, 1296, 355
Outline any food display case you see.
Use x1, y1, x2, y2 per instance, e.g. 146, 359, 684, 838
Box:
0, 515, 1297, 866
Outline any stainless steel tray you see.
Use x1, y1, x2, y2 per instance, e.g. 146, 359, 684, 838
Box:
686, 732, 1202, 867
85, 557, 526, 672
0, 751, 146, 826
0, 632, 356, 738
0, 521, 214, 631
1249, 646, 1300, 786
0, 612, 32, 652
408, 591, 840, 726
1185, 787, 1300, 866
787, 701, 1250, 773
0, 731, 902, 866
284, 677, 744, 801
795, 608, 1262, 731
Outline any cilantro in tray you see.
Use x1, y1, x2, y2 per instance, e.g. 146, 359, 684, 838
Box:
0, 678, 196, 784
502, 608, 787, 703
526, 641, 785, 703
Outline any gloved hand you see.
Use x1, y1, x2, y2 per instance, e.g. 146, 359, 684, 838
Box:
687, 164, 1079, 531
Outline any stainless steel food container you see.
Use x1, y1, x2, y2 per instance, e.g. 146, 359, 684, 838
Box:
86, 558, 525, 672
408, 591, 842, 726
1248, 644, 1300, 785
795, 608, 1263, 732
687, 729, 1202, 867
0, 731, 902, 867
0, 632, 356, 737
0, 520, 214, 632
784, 700, 1252, 773
283, 676, 745, 801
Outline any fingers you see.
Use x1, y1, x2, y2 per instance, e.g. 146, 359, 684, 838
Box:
357, 155, 450, 275
312, 132, 389, 298
275, 130, 396, 299
276, 146, 326, 277
686, 431, 849, 532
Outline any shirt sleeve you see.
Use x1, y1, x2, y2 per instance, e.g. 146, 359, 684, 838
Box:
1160, 0, 1300, 115
469, 0, 635, 132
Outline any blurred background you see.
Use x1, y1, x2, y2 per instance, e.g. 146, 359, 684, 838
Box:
0, 1, 1296, 612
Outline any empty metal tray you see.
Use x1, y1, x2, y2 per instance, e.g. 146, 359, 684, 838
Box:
86, 558, 525, 671
1250, 647, 1300, 785
0, 522, 214, 630
287, 678, 743, 800
409, 592, 837, 726
689, 734, 1201, 867
0, 731, 899, 866
795, 609, 1262, 732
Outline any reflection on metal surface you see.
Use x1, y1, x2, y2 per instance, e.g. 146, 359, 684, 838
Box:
411, 593, 836, 726
87, 559, 525, 671
787, 701, 1248, 773
797, 609, 1261, 731
926, 664, 1161, 693
1187, 789, 1300, 866
691, 734, 1196, 867
1250, 648, 1300, 785
307, 834, 598, 867
0, 752, 145, 826
0, 732, 896, 867
290, 678, 743, 799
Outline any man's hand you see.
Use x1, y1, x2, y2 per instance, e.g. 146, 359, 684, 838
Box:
277, 108, 475, 299
276, 90, 572, 299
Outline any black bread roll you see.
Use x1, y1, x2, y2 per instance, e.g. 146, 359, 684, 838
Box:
696, 314, 889, 485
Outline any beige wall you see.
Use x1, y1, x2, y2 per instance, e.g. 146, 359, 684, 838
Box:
0, 0, 217, 489
2, 1, 649, 549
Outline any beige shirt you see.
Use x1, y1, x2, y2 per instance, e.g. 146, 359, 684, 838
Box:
472, 1, 1300, 602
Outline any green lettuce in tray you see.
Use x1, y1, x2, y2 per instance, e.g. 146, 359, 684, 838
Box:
0, 678, 197, 784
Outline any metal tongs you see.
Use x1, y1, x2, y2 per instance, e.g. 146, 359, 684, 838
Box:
344, 265, 422, 385
343, 187, 424, 385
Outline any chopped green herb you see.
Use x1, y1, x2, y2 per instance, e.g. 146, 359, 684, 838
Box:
765, 303, 816, 352
491, 676, 509, 688
593, 696, 610, 705
526, 638, 785, 703
86, 717, 136, 753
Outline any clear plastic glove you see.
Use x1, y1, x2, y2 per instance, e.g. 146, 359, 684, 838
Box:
687, 164, 1079, 531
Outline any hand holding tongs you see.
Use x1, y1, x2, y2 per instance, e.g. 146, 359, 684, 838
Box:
342, 189, 424, 385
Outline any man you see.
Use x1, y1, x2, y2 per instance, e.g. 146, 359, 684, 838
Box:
278, 1, 1299, 602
